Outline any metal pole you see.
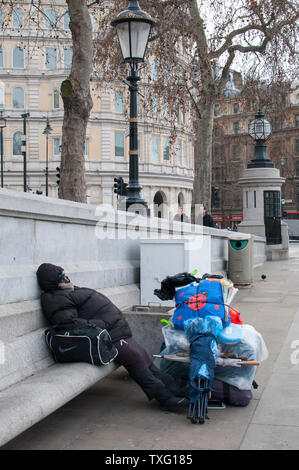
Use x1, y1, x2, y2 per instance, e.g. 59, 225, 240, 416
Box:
126, 63, 148, 214
23, 116, 26, 192
45, 132, 49, 196
0, 127, 3, 188
21, 112, 30, 192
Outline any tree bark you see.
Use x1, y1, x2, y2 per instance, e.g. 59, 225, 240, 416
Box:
59, 0, 93, 203
192, 103, 214, 216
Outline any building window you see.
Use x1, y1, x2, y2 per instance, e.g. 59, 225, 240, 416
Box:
151, 59, 158, 80
214, 127, 220, 137
12, 131, 22, 156
233, 166, 240, 180
163, 137, 170, 161
45, 9, 57, 29
0, 86, 4, 109
13, 47, 24, 68
296, 186, 299, 206
63, 11, 70, 30
0, 47, 3, 67
295, 115, 299, 128
13, 7, 23, 28
45, 47, 57, 69
53, 88, 60, 109
12, 87, 24, 109
114, 91, 124, 113
137, 134, 141, 159
233, 103, 239, 114
64, 48, 73, 69
183, 141, 187, 165
115, 131, 124, 157
215, 167, 223, 182
296, 139, 299, 154
296, 161, 299, 177
214, 103, 220, 116
152, 135, 159, 161
0, 8, 3, 28
163, 102, 169, 120
53, 137, 61, 156
232, 145, 240, 159
89, 12, 96, 31
136, 93, 140, 116
84, 138, 89, 157
274, 117, 280, 130
176, 139, 181, 165
152, 96, 158, 118
233, 122, 239, 135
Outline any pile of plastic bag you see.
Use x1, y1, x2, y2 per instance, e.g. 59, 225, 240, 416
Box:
154, 272, 269, 420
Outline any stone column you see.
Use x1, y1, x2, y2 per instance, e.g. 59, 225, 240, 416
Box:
238, 167, 289, 260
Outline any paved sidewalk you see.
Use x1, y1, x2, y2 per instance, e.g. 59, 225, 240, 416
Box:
3, 245, 299, 451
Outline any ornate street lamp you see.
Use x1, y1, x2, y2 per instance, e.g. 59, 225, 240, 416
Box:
0, 110, 7, 188
43, 117, 53, 196
248, 109, 273, 168
111, 0, 156, 213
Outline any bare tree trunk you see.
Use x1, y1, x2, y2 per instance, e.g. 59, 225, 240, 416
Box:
192, 102, 214, 219
59, 0, 93, 203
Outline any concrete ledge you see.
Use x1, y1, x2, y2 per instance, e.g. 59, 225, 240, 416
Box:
0, 263, 139, 305
0, 361, 119, 448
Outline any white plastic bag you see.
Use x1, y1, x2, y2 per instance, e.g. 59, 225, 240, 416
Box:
215, 324, 268, 390
162, 325, 189, 351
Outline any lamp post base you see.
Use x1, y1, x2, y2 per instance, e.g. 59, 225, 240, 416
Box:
247, 141, 274, 168
126, 194, 150, 216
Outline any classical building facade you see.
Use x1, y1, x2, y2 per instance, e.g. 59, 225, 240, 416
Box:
0, 1, 194, 218
211, 75, 299, 229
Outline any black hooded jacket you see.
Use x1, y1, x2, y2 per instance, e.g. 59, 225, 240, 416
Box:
36, 263, 132, 342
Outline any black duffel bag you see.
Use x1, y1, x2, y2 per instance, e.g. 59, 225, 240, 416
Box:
45, 320, 118, 366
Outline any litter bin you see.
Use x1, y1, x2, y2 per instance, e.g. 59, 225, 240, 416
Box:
228, 235, 253, 286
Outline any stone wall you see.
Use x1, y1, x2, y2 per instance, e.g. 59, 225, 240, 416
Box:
0, 188, 266, 309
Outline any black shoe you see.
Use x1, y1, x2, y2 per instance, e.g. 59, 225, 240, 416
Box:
159, 396, 189, 412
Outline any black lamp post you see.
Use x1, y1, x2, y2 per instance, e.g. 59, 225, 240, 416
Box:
248, 109, 273, 168
111, 0, 156, 213
43, 118, 53, 196
21, 112, 30, 192
0, 110, 7, 188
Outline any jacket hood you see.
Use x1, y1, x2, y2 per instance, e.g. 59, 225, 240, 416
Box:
36, 263, 64, 292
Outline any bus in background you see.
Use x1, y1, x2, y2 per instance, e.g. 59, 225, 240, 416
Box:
283, 211, 299, 240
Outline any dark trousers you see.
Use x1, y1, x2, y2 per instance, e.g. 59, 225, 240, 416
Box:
113, 337, 182, 404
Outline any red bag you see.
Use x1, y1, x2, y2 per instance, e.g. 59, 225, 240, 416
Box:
229, 307, 243, 325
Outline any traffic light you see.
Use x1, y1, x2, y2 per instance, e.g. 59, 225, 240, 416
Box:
113, 177, 127, 197
56, 166, 61, 187
211, 186, 220, 207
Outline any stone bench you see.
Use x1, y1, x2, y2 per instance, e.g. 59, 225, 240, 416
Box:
0, 284, 171, 448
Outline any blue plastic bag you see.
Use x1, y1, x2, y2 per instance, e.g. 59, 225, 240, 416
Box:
218, 323, 243, 344
172, 280, 230, 330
